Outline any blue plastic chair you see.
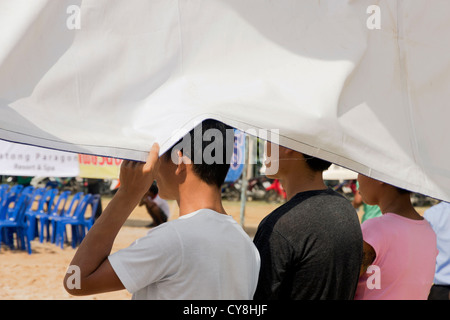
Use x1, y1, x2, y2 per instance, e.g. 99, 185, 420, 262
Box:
49, 192, 83, 244
83, 194, 101, 232
25, 187, 49, 240
35, 188, 59, 243
0, 186, 34, 249
0, 184, 24, 220
55, 194, 92, 249
0, 184, 10, 212
39, 190, 71, 243
0, 184, 10, 206
0, 185, 34, 249
0, 191, 33, 254
69, 194, 100, 247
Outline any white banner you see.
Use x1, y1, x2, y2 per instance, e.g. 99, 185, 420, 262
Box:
0, 140, 79, 177
0, 0, 449, 202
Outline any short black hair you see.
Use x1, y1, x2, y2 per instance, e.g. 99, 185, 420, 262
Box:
164, 119, 234, 188
303, 154, 332, 172
396, 187, 411, 195
149, 181, 158, 195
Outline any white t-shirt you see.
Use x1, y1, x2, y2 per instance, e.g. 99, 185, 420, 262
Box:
108, 209, 260, 300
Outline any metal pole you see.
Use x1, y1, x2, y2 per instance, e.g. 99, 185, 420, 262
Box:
239, 135, 249, 227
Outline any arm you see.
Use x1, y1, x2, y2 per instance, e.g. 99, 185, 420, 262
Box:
63, 143, 160, 296
253, 228, 292, 300
360, 241, 376, 277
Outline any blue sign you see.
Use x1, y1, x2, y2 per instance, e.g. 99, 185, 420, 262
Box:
224, 129, 245, 183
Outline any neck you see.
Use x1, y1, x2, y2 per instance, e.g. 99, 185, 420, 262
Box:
177, 180, 226, 217
280, 171, 327, 201
379, 192, 423, 220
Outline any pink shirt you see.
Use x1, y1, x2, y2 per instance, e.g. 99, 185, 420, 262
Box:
355, 213, 438, 300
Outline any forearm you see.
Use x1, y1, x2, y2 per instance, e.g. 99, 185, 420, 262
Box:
64, 143, 160, 295
65, 190, 140, 287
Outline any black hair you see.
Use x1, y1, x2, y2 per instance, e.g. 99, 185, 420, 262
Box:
163, 119, 234, 188
303, 154, 332, 172
396, 187, 411, 195
149, 181, 158, 195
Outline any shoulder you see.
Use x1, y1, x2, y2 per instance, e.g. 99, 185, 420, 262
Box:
360, 214, 389, 238
171, 210, 249, 241
290, 188, 356, 214
126, 222, 179, 250
109, 221, 181, 262
361, 213, 386, 228
424, 202, 450, 224
255, 189, 356, 242
260, 189, 351, 225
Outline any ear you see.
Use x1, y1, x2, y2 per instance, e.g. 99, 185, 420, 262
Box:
279, 145, 292, 155
284, 147, 295, 155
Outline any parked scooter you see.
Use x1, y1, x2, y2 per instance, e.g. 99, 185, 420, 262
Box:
221, 176, 274, 202
264, 179, 286, 203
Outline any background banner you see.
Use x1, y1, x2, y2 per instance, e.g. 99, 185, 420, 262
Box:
78, 154, 122, 179
224, 130, 245, 183
0, 140, 79, 177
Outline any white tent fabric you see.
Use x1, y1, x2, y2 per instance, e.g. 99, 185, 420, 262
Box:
0, 0, 449, 202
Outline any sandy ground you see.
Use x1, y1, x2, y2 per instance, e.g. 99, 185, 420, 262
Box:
0, 196, 428, 300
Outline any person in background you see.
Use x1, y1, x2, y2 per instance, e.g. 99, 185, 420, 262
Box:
253, 142, 363, 299
139, 181, 170, 227
17, 176, 32, 187
424, 201, 450, 300
355, 174, 438, 300
87, 178, 103, 219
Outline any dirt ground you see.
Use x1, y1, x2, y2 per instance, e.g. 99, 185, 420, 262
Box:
0, 196, 428, 300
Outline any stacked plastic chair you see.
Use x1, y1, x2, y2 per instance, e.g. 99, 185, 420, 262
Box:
39, 190, 71, 243
0, 184, 24, 220
0, 186, 34, 254
26, 188, 56, 242
0, 184, 10, 208
1, 184, 102, 252
54, 193, 95, 249
49, 191, 84, 244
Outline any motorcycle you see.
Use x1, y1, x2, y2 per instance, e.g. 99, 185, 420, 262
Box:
264, 179, 286, 203
221, 176, 274, 202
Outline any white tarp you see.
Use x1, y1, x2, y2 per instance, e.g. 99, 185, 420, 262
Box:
0, 0, 449, 202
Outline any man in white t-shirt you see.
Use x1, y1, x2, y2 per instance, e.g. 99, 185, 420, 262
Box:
63, 120, 260, 299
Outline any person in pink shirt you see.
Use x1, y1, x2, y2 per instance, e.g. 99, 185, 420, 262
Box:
354, 174, 438, 300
